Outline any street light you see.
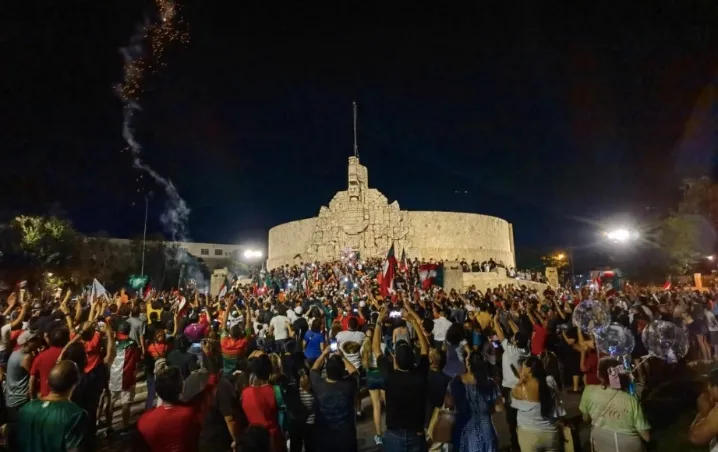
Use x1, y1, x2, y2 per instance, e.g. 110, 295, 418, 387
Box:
555, 253, 565, 260
604, 228, 640, 244
707, 255, 715, 261
243, 249, 263, 259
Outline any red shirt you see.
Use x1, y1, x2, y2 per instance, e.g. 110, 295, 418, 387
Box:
340, 314, 365, 331
137, 374, 218, 452
241, 385, 280, 437
531, 324, 547, 356
582, 350, 600, 385
30, 346, 64, 397
70, 331, 102, 373
10, 329, 23, 352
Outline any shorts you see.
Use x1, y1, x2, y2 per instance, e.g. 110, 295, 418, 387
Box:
111, 387, 136, 405
366, 368, 384, 390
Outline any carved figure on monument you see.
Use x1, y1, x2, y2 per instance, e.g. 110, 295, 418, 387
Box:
305, 157, 411, 261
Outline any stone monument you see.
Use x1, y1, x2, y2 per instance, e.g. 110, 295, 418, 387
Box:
304, 156, 411, 261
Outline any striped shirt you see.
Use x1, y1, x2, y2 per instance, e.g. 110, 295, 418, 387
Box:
300, 388, 315, 424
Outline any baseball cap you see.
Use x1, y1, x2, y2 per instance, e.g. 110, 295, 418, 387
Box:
17, 330, 38, 346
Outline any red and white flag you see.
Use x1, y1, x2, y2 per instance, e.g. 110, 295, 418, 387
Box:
662, 280, 671, 291
380, 244, 397, 297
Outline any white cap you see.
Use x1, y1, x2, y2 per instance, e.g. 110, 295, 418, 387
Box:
359, 301, 366, 308
294, 306, 303, 315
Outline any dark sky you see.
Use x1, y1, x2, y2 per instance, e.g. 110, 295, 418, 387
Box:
3, 2, 718, 262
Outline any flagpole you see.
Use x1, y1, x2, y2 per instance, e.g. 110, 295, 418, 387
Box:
141, 195, 148, 277
353, 102, 359, 159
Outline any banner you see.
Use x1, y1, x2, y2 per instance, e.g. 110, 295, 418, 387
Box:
545, 267, 559, 288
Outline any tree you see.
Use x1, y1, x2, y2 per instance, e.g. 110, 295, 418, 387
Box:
677, 177, 718, 226
540, 253, 569, 270
659, 214, 711, 275
3, 216, 83, 287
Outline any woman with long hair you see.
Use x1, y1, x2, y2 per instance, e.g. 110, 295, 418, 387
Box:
443, 323, 471, 378
361, 326, 387, 445
511, 356, 565, 451
445, 351, 504, 452
579, 358, 650, 452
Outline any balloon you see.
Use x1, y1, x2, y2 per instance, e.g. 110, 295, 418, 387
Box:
572, 299, 611, 334
595, 324, 635, 356
641, 320, 689, 363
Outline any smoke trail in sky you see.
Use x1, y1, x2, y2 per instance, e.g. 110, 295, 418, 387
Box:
118, 2, 203, 289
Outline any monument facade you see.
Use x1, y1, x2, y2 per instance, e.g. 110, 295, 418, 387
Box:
267, 157, 516, 269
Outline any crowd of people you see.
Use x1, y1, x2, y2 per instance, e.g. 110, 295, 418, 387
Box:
0, 257, 716, 452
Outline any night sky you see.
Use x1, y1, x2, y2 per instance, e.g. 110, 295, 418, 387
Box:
3, 2, 718, 265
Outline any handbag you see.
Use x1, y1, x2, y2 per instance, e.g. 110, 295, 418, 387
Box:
428, 406, 455, 444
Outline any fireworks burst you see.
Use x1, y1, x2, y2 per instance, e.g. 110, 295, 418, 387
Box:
119, 0, 188, 104
117, 1, 205, 288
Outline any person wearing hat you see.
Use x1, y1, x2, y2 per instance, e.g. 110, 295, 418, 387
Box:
5, 330, 41, 423
689, 368, 718, 449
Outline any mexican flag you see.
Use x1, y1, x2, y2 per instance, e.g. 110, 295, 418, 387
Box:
380, 244, 397, 297
419, 263, 443, 290
399, 248, 409, 274
218, 275, 231, 298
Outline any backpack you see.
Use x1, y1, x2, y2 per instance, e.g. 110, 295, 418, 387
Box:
279, 381, 309, 425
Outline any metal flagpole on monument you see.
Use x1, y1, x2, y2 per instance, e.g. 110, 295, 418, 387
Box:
353, 101, 359, 159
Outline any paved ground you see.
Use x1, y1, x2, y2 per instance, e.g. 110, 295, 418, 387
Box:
95, 376, 589, 452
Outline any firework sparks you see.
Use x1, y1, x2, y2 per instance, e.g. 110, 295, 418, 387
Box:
119, 0, 189, 103
116, 1, 204, 288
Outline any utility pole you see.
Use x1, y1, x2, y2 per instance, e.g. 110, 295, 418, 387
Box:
141, 195, 148, 277
569, 244, 575, 287
353, 101, 359, 159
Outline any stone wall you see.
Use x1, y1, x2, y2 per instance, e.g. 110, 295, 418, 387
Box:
462, 271, 548, 295
267, 217, 318, 269
266, 157, 516, 269
406, 211, 515, 267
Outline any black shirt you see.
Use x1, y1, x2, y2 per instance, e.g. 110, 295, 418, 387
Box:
199, 376, 239, 448
309, 369, 358, 451
379, 354, 429, 433
167, 349, 199, 380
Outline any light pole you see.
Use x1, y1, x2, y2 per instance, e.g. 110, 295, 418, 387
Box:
141, 195, 149, 277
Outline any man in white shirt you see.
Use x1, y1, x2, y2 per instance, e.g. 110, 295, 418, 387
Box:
269, 306, 292, 352
432, 307, 452, 347
336, 317, 366, 369
335, 316, 366, 417
493, 312, 529, 451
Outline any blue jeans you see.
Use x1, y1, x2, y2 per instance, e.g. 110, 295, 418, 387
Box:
383, 429, 427, 452
145, 374, 156, 409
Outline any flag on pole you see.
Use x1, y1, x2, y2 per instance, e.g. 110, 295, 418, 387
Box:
218, 275, 231, 298
419, 263, 443, 290
380, 244, 397, 297
662, 280, 671, 291
142, 283, 153, 300
88, 279, 108, 304
399, 248, 409, 274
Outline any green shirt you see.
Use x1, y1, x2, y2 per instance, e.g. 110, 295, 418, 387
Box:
17, 399, 88, 451
579, 385, 650, 435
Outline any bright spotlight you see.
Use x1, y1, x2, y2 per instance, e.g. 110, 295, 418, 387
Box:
604, 228, 638, 244
708, 255, 715, 261
243, 249, 263, 259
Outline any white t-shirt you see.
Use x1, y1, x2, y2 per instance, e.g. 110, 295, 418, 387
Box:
336, 330, 366, 368
433, 316, 452, 342
0, 323, 11, 352
706, 310, 718, 332
501, 338, 529, 389
270, 315, 291, 340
